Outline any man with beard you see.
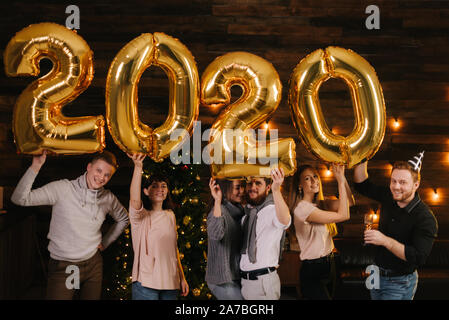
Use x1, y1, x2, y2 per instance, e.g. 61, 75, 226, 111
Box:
353, 152, 437, 300
239, 168, 291, 300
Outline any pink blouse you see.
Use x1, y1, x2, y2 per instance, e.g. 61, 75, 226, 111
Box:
129, 205, 180, 290
293, 201, 334, 261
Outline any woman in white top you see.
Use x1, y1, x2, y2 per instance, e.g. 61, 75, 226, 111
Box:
291, 164, 354, 300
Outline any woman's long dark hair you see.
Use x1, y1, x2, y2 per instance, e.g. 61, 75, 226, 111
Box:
207, 179, 245, 212
142, 173, 174, 211
290, 165, 325, 212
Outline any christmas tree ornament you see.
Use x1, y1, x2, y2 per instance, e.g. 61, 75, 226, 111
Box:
183, 215, 191, 225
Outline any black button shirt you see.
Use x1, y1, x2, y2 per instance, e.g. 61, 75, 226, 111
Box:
354, 179, 438, 274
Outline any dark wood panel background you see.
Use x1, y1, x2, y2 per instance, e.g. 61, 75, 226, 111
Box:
1, 0, 448, 238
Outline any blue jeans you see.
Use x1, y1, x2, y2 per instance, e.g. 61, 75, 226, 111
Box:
207, 281, 243, 300
132, 281, 178, 300
370, 270, 418, 300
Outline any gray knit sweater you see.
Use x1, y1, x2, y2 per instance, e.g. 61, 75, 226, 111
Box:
11, 167, 129, 262
205, 200, 244, 285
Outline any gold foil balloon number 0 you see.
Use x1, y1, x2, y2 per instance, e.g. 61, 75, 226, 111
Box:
288, 47, 386, 168
106, 33, 199, 161
3, 23, 105, 154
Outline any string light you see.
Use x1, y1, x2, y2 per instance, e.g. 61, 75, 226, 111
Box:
433, 188, 439, 200
325, 165, 332, 177
393, 117, 400, 129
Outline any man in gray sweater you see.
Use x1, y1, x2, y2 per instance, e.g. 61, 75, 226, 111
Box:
11, 150, 129, 300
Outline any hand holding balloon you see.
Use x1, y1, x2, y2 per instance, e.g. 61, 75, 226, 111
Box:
127, 153, 147, 169
270, 168, 285, 193
331, 163, 346, 183
209, 178, 223, 203
30, 150, 48, 173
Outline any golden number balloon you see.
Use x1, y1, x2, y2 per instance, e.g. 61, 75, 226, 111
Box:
3, 22, 105, 155
106, 33, 199, 161
288, 46, 386, 168
201, 52, 296, 179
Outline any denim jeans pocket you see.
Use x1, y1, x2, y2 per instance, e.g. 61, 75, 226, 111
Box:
389, 276, 409, 288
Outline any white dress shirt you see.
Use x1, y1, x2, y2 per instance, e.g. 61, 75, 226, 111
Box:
240, 204, 290, 271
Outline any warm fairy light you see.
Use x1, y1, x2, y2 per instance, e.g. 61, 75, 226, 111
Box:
433, 188, 439, 200
264, 122, 269, 129
393, 118, 400, 129
325, 165, 332, 177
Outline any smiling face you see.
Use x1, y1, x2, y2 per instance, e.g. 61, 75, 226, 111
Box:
299, 167, 320, 197
246, 178, 271, 206
228, 180, 246, 204
390, 168, 419, 206
144, 180, 169, 204
86, 159, 116, 190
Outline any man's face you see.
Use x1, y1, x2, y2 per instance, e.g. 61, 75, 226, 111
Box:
246, 178, 270, 206
86, 159, 116, 190
390, 169, 419, 204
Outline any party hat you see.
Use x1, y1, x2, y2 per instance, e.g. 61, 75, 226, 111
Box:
408, 151, 425, 172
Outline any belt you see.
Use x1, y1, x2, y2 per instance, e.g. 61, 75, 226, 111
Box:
240, 267, 276, 280
303, 252, 334, 264
379, 268, 414, 277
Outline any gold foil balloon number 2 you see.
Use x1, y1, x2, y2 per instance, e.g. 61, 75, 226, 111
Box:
5, 23, 386, 173
201, 52, 296, 179
4, 23, 104, 155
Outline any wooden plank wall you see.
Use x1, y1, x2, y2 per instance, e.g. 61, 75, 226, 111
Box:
0, 0, 448, 238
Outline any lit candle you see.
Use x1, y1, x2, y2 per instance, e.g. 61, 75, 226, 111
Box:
372, 211, 379, 230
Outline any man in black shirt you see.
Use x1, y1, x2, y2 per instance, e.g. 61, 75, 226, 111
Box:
353, 155, 437, 300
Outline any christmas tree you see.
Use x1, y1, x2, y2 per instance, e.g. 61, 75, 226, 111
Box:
102, 225, 133, 300
102, 157, 211, 300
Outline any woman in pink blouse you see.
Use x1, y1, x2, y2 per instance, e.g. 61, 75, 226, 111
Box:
128, 153, 189, 300
291, 164, 354, 300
